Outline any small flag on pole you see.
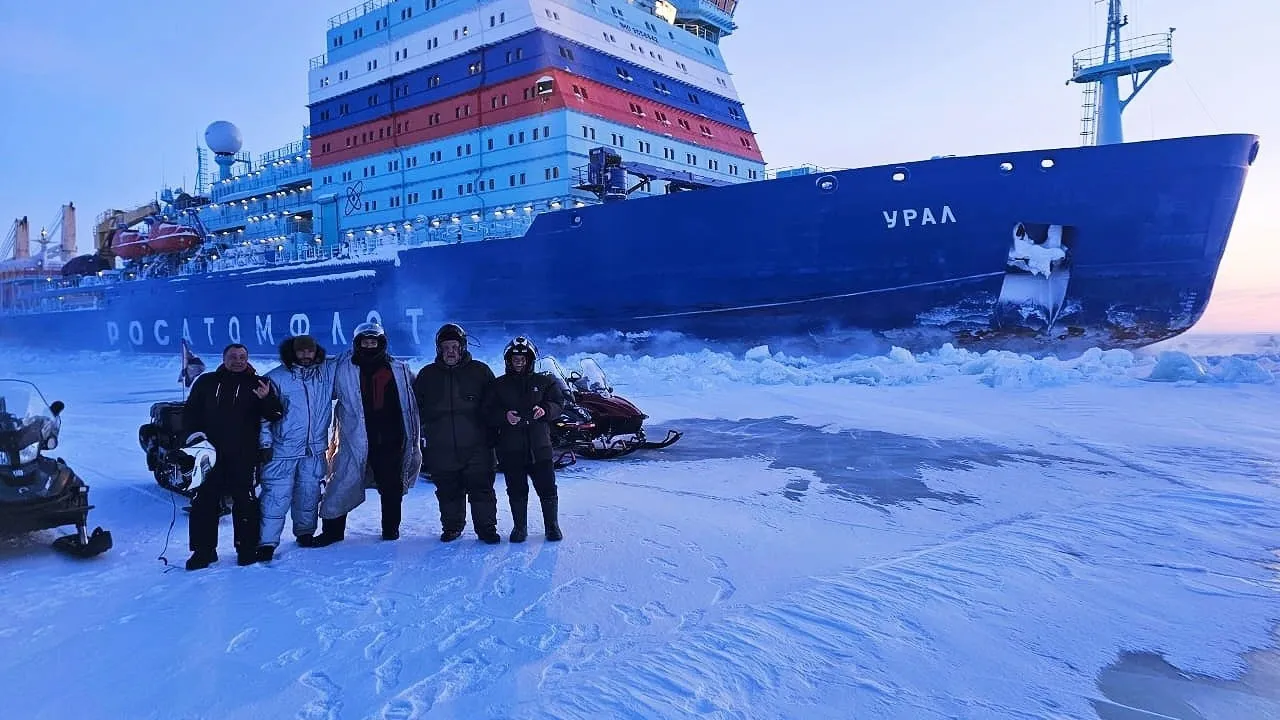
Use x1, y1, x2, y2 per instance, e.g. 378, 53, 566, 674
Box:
178, 339, 206, 388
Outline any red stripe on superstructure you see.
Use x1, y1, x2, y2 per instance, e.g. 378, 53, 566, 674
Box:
311, 72, 564, 169
312, 69, 763, 169
567, 73, 764, 162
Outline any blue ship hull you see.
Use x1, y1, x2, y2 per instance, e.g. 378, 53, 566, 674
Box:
0, 133, 1258, 357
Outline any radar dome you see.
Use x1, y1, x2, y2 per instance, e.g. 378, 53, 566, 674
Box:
204, 121, 243, 155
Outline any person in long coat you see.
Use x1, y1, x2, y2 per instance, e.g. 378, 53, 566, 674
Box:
313, 321, 422, 545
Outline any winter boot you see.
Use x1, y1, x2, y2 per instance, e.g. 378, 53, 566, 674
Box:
541, 495, 562, 542
440, 528, 463, 543
296, 534, 317, 548
508, 495, 528, 544
381, 493, 402, 541
313, 515, 347, 547
185, 550, 218, 571
255, 545, 276, 563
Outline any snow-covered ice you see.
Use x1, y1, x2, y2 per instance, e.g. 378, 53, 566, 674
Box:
0, 333, 1278, 719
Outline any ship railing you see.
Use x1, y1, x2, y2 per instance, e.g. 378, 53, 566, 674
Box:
692, 0, 737, 22
674, 22, 718, 42
205, 189, 313, 223
207, 216, 314, 242
0, 277, 104, 316
211, 164, 312, 203
259, 138, 310, 166
310, 53, 328, 69
328, 0, 390, 29
0, 295, 100, 315
334, 214, 536, 249
1071, 31, 1174, 74
764, 163, 837, 180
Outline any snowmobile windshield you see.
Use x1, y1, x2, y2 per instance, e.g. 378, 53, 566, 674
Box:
578, 359, 612, 396
0, 380, 59, 466
536, 356, 572, 394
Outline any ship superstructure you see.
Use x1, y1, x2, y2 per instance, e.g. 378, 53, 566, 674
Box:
305, 0, 763, 248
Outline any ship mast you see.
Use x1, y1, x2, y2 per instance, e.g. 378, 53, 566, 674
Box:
1069, 0, 1175, 146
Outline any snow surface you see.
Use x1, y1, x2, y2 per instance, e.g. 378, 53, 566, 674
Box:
1, 333, 1279, 719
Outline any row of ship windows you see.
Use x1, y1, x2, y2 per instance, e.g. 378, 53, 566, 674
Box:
350, 170, 567, 213
333, 14, 496, 57
318, 120, 554, 155
322, 65, 730, 122
597, 6, 718, 59
319, 89, 748, 155
331, 2, 717, 59
319, 122, 554, 181
584, 126, 759, 178
326, 39, 712, 92
569, 85, 749, 147
316, 119, 752, 180
324, 4, 720, 89
317, 87, 752, 155
555, 45, 723, 94
320, 47, 732, 120
332, 0, 440, 46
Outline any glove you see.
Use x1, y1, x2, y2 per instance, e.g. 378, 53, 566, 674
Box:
259, 447, 274, 465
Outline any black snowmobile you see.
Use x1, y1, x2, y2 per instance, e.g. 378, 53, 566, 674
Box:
0, 379, 112, 558
138, 401, 220, 510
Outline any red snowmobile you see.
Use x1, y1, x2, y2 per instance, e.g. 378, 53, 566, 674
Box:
538, 357, 682, 469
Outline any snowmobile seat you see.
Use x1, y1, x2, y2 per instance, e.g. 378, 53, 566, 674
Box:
148, 402, 187, 450
140, 401, 189, 471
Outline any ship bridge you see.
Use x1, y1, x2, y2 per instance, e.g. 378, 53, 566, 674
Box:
661, 0, 740, 43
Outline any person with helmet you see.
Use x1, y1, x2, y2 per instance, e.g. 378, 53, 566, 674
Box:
313, 320, 422, 545
253, 334, 339, 562
483, 336, 565, 542
411, 323, 501, 544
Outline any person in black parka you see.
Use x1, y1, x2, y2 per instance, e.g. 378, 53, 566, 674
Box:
483, 336, 564, 543
182, 343, 283, 570
412, 323, 500, 544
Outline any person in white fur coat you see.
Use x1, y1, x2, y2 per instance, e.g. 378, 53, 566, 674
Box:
313, 321, 422, 545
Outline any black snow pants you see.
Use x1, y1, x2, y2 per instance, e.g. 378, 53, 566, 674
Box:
433, 467, 498, 535
189, 461, 259, 555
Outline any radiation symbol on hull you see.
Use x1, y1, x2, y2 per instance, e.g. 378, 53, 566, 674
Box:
344, 181, 364, 216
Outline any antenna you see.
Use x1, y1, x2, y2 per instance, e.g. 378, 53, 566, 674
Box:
1068, 0, 1174, 145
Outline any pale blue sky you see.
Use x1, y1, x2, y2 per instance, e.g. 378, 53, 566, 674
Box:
1, 0, 1275, 330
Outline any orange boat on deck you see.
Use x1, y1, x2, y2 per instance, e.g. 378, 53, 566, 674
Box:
147, 222, 201, 253
110, 222, 202, 259
111, 230, 152, 260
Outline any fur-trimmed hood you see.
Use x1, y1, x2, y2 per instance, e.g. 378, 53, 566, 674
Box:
278, 335, 328, 370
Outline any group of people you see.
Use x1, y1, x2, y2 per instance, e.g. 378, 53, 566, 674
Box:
178, 321, 565, 571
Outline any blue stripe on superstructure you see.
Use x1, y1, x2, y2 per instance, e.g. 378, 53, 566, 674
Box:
310, 108, 764, 231
322, 0, 731, 72
567, 0, 731, 73
309, 29, 750, 137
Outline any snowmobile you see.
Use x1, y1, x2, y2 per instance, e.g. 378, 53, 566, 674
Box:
0, 379, 113, 558
538, 357, 682, 469
138, 401, 218, 500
